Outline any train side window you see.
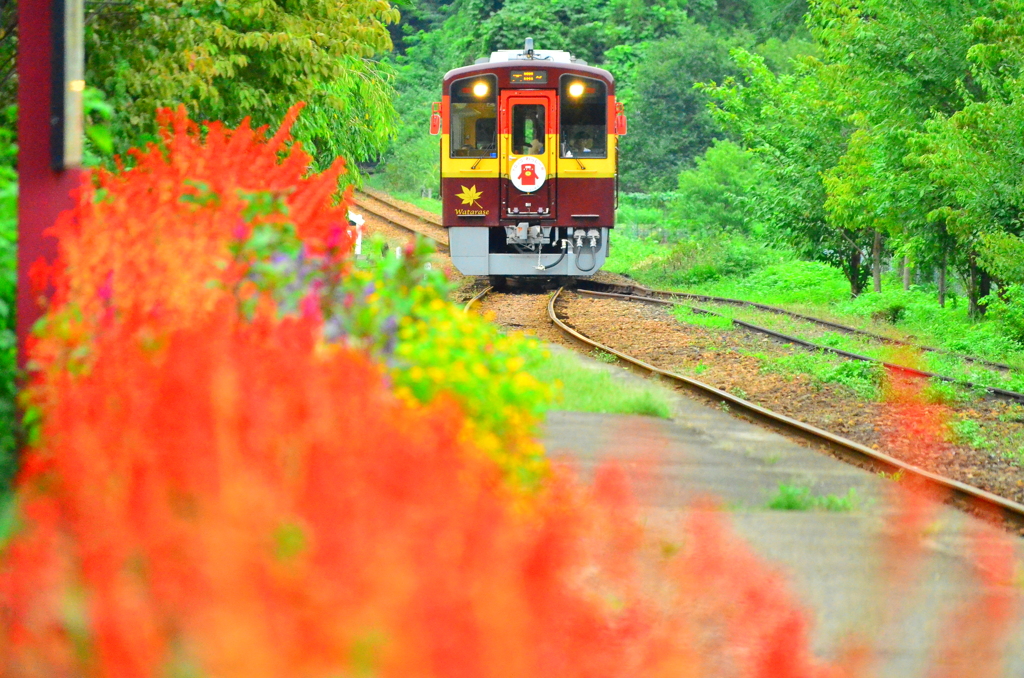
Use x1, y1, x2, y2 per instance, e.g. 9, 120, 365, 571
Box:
559, 76, 607, 159
512, 104, 545, 156
449, 75, 497, 158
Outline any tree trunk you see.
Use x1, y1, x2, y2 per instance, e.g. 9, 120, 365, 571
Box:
849, 248, 863, 297
938, 252, 946, 308
968, 253, 991, 319
872, 230, 882, 293
902, 256, 910, 291
979, 268, 991, 315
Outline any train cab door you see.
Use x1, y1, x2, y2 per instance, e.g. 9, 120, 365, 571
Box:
499, 91, 557, 219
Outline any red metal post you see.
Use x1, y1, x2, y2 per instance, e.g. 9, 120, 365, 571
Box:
16, 0, 81, 367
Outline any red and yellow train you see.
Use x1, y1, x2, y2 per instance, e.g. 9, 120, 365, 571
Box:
430, 39, 626, 280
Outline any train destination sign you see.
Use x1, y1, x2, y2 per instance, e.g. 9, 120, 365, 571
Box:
510, 70, 547, 84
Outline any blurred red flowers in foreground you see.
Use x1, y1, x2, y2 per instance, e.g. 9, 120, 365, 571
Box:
0, 108, 1018, 677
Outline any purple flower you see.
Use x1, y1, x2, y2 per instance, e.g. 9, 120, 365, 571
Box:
98, 270, 114, 304
326, 223, 344, 249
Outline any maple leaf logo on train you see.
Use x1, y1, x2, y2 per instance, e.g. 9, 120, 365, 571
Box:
457, 185, 483, 209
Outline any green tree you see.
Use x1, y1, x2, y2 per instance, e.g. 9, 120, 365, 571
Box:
672, 138, 758, 235
619, 26, 739, 191
809, 0, 992, 310
294, 55, 399, 173
0, 0, 15, 110
86, 0, 400, 156
704, 50, 873, 295
917, 0, 1024, 306
0, 104, 16, 492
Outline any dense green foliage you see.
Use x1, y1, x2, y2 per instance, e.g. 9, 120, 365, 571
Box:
379, 0, 812, 192
28, 0, 400, 169
597, 0, 1024, 362
702, 0, 1024, 315
0, 105, 15, 492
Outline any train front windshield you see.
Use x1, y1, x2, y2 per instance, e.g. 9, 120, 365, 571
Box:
559, 76, 607, 158
450, 75, 497, 157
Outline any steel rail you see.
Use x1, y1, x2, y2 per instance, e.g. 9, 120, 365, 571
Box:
578, 280, 1015, 373
464, 286, 493, 313
548, 287, 1024, 528
352, 190, 449, 252
576, 286, 1024, 404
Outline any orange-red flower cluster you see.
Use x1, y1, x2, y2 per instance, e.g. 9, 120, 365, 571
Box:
3, 106, 1014, 678
2, 304, 846, 677
28, 104, 351, 376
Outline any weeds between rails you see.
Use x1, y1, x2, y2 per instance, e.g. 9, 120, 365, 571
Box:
576, 282, 1024, 405
579, 281, 1015, 372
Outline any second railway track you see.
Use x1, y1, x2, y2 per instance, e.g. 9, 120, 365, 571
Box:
575, 282, 1024, 405
352, 188, 449, 251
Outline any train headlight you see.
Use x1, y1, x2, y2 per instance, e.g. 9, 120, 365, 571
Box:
473, 81, 489, 97
568, 82, 585, 97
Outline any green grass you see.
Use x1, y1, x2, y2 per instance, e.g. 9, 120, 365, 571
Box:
757, 350, 885, 400
947, 418, 995, 450
606, 227, 1024, 379
530, 350, 673, 418
766, 483, 861, 511
671, 305, 734, 330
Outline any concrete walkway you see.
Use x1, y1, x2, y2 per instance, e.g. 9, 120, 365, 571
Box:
541, 352, 1024, 676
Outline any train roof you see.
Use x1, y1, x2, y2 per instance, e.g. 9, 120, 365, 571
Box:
442, 41, 614, 88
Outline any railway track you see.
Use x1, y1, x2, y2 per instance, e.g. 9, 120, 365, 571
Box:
351, 188, 449, 251
562, 286, 1024, 529
355, 190, 1024, 528
579, 281, 1015, 372
460, 283, 1024, 530
463, 286, 493, 313
575, 282, 1024, 405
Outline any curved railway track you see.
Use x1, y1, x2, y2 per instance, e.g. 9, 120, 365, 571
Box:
459, 284, 1024, 530
575, 282, 1024, 404
553, 286, 1024, 530
463, 286, 493, 313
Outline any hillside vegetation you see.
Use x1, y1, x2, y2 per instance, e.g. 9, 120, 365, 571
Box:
379, 0, 1024, 367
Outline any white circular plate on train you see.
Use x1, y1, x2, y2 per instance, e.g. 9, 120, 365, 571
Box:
509, 156, 547, 193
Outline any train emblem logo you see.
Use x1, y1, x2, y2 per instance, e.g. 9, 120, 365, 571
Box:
455, 185, 488, 216
510, 156, 546, 192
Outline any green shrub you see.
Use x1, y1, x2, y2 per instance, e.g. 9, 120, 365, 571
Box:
379, 134, 440, 196
0, 105, 17, 495
672, 139, 758, 235
604, 234, 671, 276
922, 378, 974, 406
761, 351, 883, 399
983, 284, 1024, 345
706, 260, 849, 305
606, 230, 780, 288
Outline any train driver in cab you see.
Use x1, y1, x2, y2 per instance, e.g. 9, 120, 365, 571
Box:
563, 130, 594, 157
514, 107, 545, 156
